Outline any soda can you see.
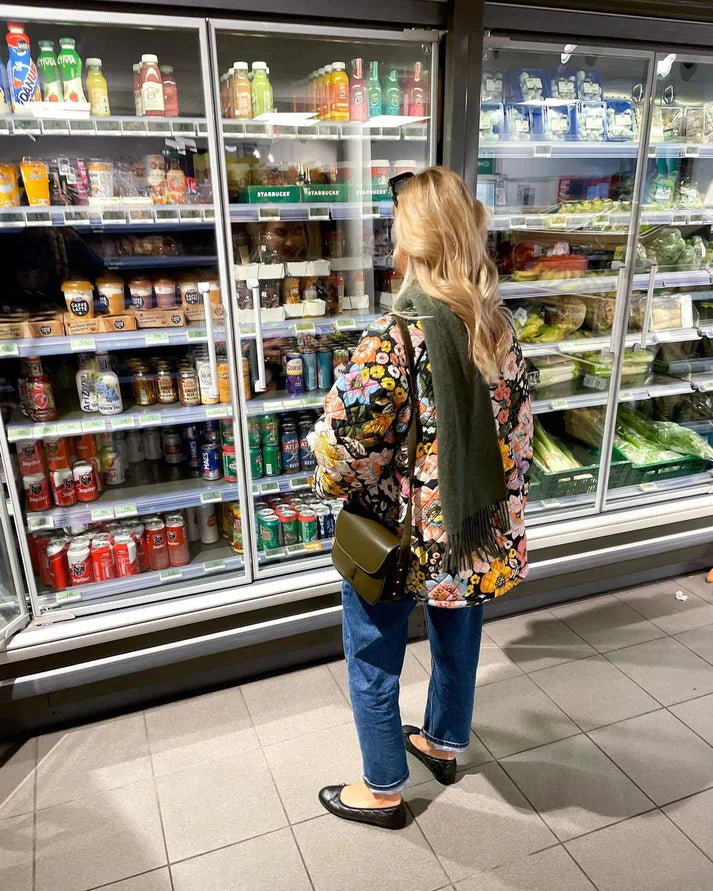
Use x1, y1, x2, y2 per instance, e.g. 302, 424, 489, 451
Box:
262, 444, 281, 477
298, 420, 316, 470
231, 503, 243, 554
24, 473, 52, 511
201, 443, 222, 480
197, 504, 220, 544
286, 354, 304, 396
333, 347, 350, 378
183, 425, 201, 469
249, 447, 264, 479
298, 509, 319, 543
165, 513, 190, 566
178, 367, 201, 406
257, 510, 281, 550
33, 534, 52, 586
246, 417, 261, 449
26, 377, 57, 422
72, 462, 99, 503
144, 516, 170, 570
259, 414, 280, 446
280, 423, 300, 474
162, 427, 184, 465
113, 431, 128, 469
142, 427, 162, 461
75, 433, 98, 460
301, 350, 318, 391
314, 504, 335, 539
104, 449, 126, 487
91, 537, 116, 581
17, 439, 44, 475
113, 532, 140, 576
125, 521, 148, 572
222, 445, 238, 482
277, 507, 300, 545
202, 419, 220, 445
67, 544, 94, 586
51, 468, 77, 507
47, 539, 70, 591
126, 430, 144, 464
219, 420, 235, 446
45, 436, 72, 472
317, 348, 333, 390
185, 506, 200, 542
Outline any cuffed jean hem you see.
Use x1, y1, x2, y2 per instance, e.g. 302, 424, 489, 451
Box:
363, 769, 410, 795
422, 729, 470, 753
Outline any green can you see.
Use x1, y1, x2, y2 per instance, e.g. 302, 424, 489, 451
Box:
298, 509, 319, 543
249, 447, 264, 478
263, 444, 282, 476
219, 420, 235, 447
247, 417, 261, 449
257, 509, 281, 550
260, 413, 280, 446
277, 508, 300, 546
222, 446, 238, 482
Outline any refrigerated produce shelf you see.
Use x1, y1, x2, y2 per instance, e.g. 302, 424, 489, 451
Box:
480, 141, 713, 161
6, 403, 233, 442
0, 114, 208, 138
500, 270, 712, 298
229, 203, 393, 223
1, 326, 226, 358
618, 378, 698, 402
531, 386, 609, 414
25, 476, 238, 531
0, 204, 215, 230
492, 209, 713, 233
103, 255, 219, 270
527, 492, 596, 516
238, 313, 379, 340
257, 537, 333, 564
607, 471, 713, 503
252, 472, 314, 496
521, 329, 702, 358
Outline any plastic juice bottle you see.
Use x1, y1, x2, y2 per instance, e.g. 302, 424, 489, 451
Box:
133, 62, 143, 115
251, 61, 272, 117
314, 67, 324, 118
85, 58, 110, 116
232, 62, 252, 119
265, 67, 274, 112
6, 22, 40, 111
366, 61, 382, 117
161, 65, 179, 117
407, 61, 425, 116
383, 68, 401, 116
349, 58, 368, 122
140, 54, 164, 116
329, 62, 349, 122
321, 64, 333, 120
225, 67, 235, 118
57, 38, 86, 103
36, 41, 62, 103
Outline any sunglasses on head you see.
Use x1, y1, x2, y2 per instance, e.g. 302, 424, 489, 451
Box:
389, 171, 414, 206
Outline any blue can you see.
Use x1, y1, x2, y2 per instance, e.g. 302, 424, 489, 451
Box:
301, 350, 318, 391
201, 443, 222, 480
317, 348, 332, 390
202, 420, 220, 445
281, 422, 300, 473
315, 505, 335, 539
183, 424, 200, 469
298, 420, 316, 470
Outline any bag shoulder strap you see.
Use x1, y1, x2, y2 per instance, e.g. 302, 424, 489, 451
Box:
392, 314, 418, 564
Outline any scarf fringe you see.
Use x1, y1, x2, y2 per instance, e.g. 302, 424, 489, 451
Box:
442, 502, 511, 575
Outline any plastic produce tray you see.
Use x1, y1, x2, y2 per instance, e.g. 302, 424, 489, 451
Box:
627, 453, 708, 485
532, 443, 629, 498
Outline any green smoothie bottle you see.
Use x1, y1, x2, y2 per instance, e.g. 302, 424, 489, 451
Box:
251, 61, 273, 117
366, 61, 382, 117
37, 41, 62, 103
383, 68, 401, 116
57, 38, 86, 103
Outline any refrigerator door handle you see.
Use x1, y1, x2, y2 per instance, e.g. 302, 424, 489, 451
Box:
249, 279, 268, 393
198, 281, 220, 399
638, 263, 658, 350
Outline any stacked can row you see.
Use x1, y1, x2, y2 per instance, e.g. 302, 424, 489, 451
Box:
247, 412, 318, 479
254, 492, 340, 552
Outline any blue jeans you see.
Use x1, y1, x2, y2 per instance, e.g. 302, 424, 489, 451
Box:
341, 581, 484, 794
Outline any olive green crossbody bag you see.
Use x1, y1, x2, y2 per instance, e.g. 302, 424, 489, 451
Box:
332, 315, 418, 605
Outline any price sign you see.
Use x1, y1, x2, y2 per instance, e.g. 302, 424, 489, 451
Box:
205, 405, 227, 419
295, 321, 316, 334
640, 481, 658, 492
200, 490, 222, 504
303, 541, 324, 553
114, 503, 138, 519
335, 317, 356, 331
187, 328, 207, 340
112, 416, 136, 429
82, 418, 107, 433
56, 589, 82, 604
0, 342, 19, 357
33, 424, 55, 437
203, 559, 226, 573
145, 332, 169, 346
699, 380, 713, 392
619, 390, 634, 402
550, 399, 569, 410
8, 426, 33, 442
260, 482, 281, 494
533, 143, 552, 157
139, 413, 161, 426
240, 323, 256, 335
70, 337, 96, 352
540, 498, 561, 508
28, 515, 53, 530
159, 568, 182, 582
685, 144, 701, 157
6, 501, 13, 516
90, 506, 115, 522
290, 477, 309, 491
286, 543, 307, 555
56, 421, 83, 436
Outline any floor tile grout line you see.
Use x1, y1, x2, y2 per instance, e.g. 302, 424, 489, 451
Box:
86, 867, 169, 891
400, 798, 452, 888
559, 842, 603, 890
659, 801, 713, 868
559, 805, 660, 849
663, 702, 713, 752
142, 712, 174, 891
580, 726, 661, 809
326, 661, 354, 711
669, 628, 713, 668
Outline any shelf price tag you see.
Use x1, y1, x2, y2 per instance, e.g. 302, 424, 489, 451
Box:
56, 421, 83, 436
200, 490, 222, 504
187, 328, 207, 340
0, 342, 19, 357
335, 317, 356, 331
70, 337, 96, 352
540, 498, 561, 508
203, 559, 226, 573
533, 144, 552, 157
112, 416, 136, 429
685, 144, 700, 157
90, 506, 115, 522
205, 405, 227, 419
550, 399, 569, 410
33, 423, 55, 437
290, 476, 309, 491
145, 332, 169, 345
159, 568, 182, 581
294, 321, 316, 334
82, 418, 107, 433
640, 481, 658, 492
56, 589, 82, 604
260, 482, 280, 494
28, 514, 53, 530
8, 426, 33, 442
138, 413, 161, 426
619, 390, 634, 402
115, 503, 138, 519
302, 541, 324, 553
699, 379, 713, 392
285, 543, 307, 555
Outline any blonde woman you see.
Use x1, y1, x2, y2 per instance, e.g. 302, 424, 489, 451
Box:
309, 166, 533, 829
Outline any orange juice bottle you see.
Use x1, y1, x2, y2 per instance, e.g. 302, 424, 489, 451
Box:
232, 61, 252, 120
329, 62, 349, 121
320, 64, 332, 120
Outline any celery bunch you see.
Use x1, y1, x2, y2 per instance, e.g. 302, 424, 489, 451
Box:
533, 420, 581, 472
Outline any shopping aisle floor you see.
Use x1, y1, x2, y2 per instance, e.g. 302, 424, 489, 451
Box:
4, 573, 713, 891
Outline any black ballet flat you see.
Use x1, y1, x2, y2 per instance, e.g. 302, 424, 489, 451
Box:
318, 785, 407, 830
403, 725, 457, 785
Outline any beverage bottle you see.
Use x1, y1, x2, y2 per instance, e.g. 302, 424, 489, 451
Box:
85, 58, 110, 116
140, 54, 164, 116
329, 62, 349, 122
407, 61, 425, 116
161, 65, 179, 117
132, 62, 143, 115
349, 58, 368, 122
6, 22, 41, 111
366, 61, 382, 117
232, 61, 252, 119
251, 61, 273, 117
76, 354, 99, 413
225, 67, 234, 118
315, 67, 325, 118
57, 38, 87, 103
36, 41, 62, 103
321, 64, 333, 120
0, 64, 10, 113
383, 68, 401, 116
95, 367, 123, 415
265, 66, 274, 112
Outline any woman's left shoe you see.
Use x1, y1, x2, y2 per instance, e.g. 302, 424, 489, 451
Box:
318, 785, 407, 830
403, 725, 458, 785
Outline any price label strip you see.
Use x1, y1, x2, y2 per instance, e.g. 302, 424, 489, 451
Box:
159, 568, 182, 582
335, 317, 357, 331
8, 426, 33, 442
203, 559, 226, 573
619, 390, 634, 402
114, 503, 138, 519
138, 413, 162, 426
112, 416, 136, 429
90, 506, 115, 522
0, 342, 19, 357
56, 589, 82, 604
200, 490, 223, 504
82, 418, 107, 433
290, 476, 309, 491
56, 421, 83, 436
259, 481, 281, 494
145, 331, 170, 346
294, 321, 316, 334
640, 481, 658, 492
205, 405, 228, 419
69, 336, 96, 352
550, 399, 569, 411
28, 514, 54, 530
187, 328, 207, 340
539, 498, 561, 508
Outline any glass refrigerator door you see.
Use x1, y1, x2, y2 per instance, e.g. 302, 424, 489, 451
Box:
0, 491, 29, 642
0, 9, 249, 618
605, 51, 713, 507
479, 38, 653, 520
209, 21, 437, 575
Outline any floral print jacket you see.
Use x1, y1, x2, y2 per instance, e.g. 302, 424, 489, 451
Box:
309, 314, 533, 607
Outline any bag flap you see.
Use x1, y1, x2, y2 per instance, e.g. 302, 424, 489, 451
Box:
335, 507, 400, 576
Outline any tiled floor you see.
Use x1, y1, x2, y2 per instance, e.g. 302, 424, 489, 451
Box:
3, 572, 713, 890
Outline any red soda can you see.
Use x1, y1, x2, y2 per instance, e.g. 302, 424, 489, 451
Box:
45, 437, 72, 471
87, 456, 104, 492
24, 473, 52, 511
75, 434, 97, 460
51, 468, 77, 507
73, 462, 99, 502
16, 439, 44, 475
125, 521, 148, 572
26, 377, 57, 422
91, 535, 116, 581
113, 532, 140, 576
33, 534, 52, 586
144, 516, 170, 570
47, 539, 70, 591
165, 512, 190, 566
67, 544, 94, 586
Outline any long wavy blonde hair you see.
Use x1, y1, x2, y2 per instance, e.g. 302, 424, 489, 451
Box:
393, 166, 509, 382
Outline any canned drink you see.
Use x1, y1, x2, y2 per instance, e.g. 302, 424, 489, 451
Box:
73, 462, 99, 502
156, 366, 178, 404
246, 417, 261, 449
75, 433, 97, 460
298, 423, 316, 471
196, 357, 219, 405
126, 430, 145, 464
298, 509, 319, 543
165, 513, 190, 566
17, 439, 44, 475
142, 427, 162, 461
197, 503, 220, 544
24, 473, 52, 511
177, 367, 201, 406
262, 445, 281, 477
113, 532, 140, 576
113, 432, 128, 469
26, 377, 57, 422
258, 510, 281, 550
314, 504, 335, 539
51, 468, 77, 507
91, 537, 116, 581
333, 347, 350, 378
317, 348, 333, 390
45, 436, 72, 471
259, 414, 280, 446
220, 420, 235, 447
103, 449, 126, 487
33, 534, 52, 586
183, 427, 200, 469
217, 359, 231, 403
144, 516, 170, 570
47, 539, 70, 591
67, 544, 94, 586
231, 503, 243, 554
201, 444, 222, 480
280, 423, 300, 474
277, 508, 300, 545
125, 521, 148, 572
87, 456, 104, 494
202, 420, 220, 445
162, 428, 184, 465
222, 445, 238, 482
286, 354, 304, 396
185, 506, 201, 542
301, 350, 318, 391
249, 446, 264, 479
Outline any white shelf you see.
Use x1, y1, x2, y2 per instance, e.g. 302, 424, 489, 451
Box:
527, 492, 596, 515
257, 537, 333, 563
0, 114, 207, 138
500, 270, 712, 298
221, 119, 427, 142
247, 389, 326, 416
479, 141, 713, 161
491, 208, 713, 233
230, 203, 393, 223
0, 203, 215, 230
619, 379, 696, 402
531, 390, 609, 414
607, 472, 713, 505
7, 402, 233, 443
238, 313, 378, 340
252, 472, 314, 497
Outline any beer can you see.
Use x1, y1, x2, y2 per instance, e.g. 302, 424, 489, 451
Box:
185, 506, 200, 542
298, 421, 316, 471
45, 436, 72, 472
262, 445, 281, 477
51, 468, 77, 507
333, 347, 350, 377
72, 462, 99, 503
103, 449, 126, 487
314, 504, 335, 539
67, 544, 94, 586
246, 417, 261, 449
202, 419, 221, 445
259, 414, 279, 446
298, 509, 319, 543
24, 473, 52, 511
17, 439, 44, 475
178, 367, 201, 406
162, 428, 184, 465
75, 433, 97, 460
231, 503, 243, 554
33, 534, 52, 586
222, 445, 238, 482
144, 516, 170, 570
197, 503, 220, 544
257, 510, 281, 550
317, 348, 333, 390
286, 354, 304, 396
201, 444, 222, 480
156, 366, 178, 405
113, 432, 128, 469
217, 359, 231, 403
125, 521, 148, 572
280, 423, 300, 474
183, 425, 201, 469
113, 532, 140, 576
91, 536, 116, 581
47, 539, 70, 591
301, 350, 318, 391
126, 430, 144, 464
165, 513, 190, 566
277, 508, 299, 545
220, 420, 235, 447
249, 446, 264, 479
142, 427, 162, 461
